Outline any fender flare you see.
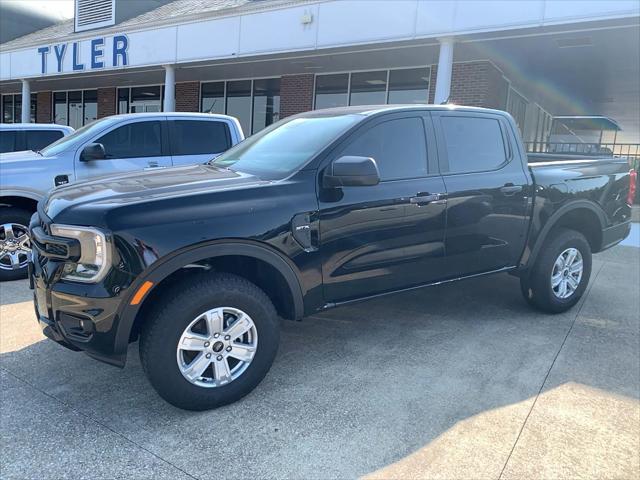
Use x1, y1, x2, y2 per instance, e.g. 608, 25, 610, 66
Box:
113, 240, 305, 358
524, 199, 606, 270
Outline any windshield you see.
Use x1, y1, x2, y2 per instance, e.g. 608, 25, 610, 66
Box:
40, 117, 117, 156
212, 114, 362, 179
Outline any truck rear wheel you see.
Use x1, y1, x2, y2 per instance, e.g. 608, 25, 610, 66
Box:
0, 207, 33, 281
139, 273, 280, 410
520, 228, 592, 313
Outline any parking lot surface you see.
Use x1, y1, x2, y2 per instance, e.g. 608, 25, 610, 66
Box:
1, 245, 639, 480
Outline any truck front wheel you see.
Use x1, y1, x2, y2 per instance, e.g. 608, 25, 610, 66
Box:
520, 228, 592, 313
139, 273, 280, 410
0, 207, 33, 281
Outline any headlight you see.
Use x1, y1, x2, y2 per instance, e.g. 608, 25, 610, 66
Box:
50, 224, 111, 283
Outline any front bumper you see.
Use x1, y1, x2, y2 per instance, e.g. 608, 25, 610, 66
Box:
29, 215, 131, 367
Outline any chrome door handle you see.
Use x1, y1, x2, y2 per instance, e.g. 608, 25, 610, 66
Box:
409, 193, 447, 205
147, 161, 159, 168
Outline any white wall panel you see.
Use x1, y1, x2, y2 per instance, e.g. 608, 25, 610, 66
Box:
316, 0, 416, 47
127, 27, 176, 66
9, 49, 41, 79
176, 17, 240, 62
544, 0, 640, 23
239, 5, 318, 55
415, 0, 457, 36
454, 1, 544, 31
0, 53, 11, 80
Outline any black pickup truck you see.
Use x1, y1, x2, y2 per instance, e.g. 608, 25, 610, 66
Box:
29, 106, 633, 410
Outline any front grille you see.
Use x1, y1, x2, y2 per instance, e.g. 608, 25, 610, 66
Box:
45, 243, 68, 257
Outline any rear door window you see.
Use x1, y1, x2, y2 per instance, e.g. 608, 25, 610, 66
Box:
0, 131, 18, 153
440, 116, 507, 173
170, 120, 231, 156
341, 117, 428, 181
25, 130, 65, 151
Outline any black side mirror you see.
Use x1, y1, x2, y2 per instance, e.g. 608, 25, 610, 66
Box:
80, 143, 106, 162
323, 156, 380, 188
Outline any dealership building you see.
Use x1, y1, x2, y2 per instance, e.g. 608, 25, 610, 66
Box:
0, 0, 639, 150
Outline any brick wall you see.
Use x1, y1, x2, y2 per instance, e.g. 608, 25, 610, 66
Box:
97, 87, 116, 118
176, 82, 200, 112
36, 91, 51, 123
428, 61, 507, 108
280, 74, 314, 118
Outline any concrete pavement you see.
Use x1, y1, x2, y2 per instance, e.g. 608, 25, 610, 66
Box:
1, 245, 638, 479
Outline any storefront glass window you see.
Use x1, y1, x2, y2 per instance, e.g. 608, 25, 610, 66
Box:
315, 74, 349, 110
68, 91, 83, 129
201, 82, 225, 114
13, 96, 21, 123
54, 92, 68, 125
131, 86, 162, 113
252, 78, 280, 134
349, 71, 387, 106
30, 93, 37, 123
226, 80, 252, 134
388, 68, 430, 104
117, 88, 129, 115
2, 95, 14, 123
83, 90, 97, 125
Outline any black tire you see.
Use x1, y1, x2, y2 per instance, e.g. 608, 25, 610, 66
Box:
139, 273, 280, 410
520, 228, 592, 313
0, 207, 33, 282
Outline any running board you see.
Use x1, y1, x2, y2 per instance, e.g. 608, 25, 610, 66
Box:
321, 266, 517, 310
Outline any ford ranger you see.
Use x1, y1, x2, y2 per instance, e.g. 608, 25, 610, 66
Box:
29, 106, 633, 410
0, 112, 243, 280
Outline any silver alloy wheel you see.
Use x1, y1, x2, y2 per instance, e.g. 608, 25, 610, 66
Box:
0, 223, 31, 271
176, 307, 258, 388
551, 247, 583, 299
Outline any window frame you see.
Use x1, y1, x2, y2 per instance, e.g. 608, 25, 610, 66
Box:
433, 112, 513, 176
167, 119, 232, 156
50, 89, 99, 128
313, 66, 432, 110
200, 76, 281, 134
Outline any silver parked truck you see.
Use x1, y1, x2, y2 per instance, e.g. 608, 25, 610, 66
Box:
0, 112, 244, 280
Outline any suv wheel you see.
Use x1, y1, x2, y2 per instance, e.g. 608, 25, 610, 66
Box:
0, 208, 33, 281
520, 228, 592, 313
139, 273, 280, 410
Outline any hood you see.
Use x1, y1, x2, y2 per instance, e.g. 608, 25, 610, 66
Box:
0, 150, 41, 163
45, 163, 266, 221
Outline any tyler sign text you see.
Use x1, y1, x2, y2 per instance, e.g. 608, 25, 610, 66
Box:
37, 35, 129, 74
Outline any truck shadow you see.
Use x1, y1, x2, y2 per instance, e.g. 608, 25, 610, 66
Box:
1, 257, 638, 479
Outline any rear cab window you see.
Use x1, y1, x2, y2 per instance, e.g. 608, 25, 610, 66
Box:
25, 130, 65, 151
0, 130, 18, 153
170, 120, 231, 156
439, 115, 508, 173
